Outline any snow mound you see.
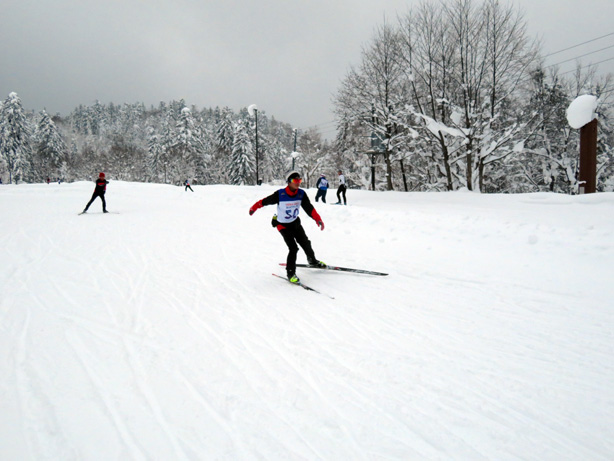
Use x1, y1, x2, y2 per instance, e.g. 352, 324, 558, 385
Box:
566, 94, 598, 129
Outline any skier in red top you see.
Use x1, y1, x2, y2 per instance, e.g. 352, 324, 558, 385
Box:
82, 172, 109, 213
249, 171, 326, 283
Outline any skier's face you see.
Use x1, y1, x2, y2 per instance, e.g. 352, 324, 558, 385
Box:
288, 177, 302, 191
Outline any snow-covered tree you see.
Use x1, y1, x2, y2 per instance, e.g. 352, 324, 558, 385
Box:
515, 64, 614, 194
208, 107, 235, 183
229, 120, 254, 185
89, 100, 105, 136
334, 22, 407, 190
146, 126, 164, 182
175, 107, 202, 158
396, 0, 539, 191
164, 106, 204, 183
0, 92, 33, 183
35, 109, 67, 181
295, 128, 327, 188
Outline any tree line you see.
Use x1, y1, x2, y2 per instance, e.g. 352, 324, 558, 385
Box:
333, 0, 614, 193
0, 93, 334, 187
2, 0, 614, 193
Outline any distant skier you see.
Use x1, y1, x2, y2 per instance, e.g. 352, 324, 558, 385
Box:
315, 174, 328, 203
335, 170, 347, 205
184, 179, 194, 192
82, 172, 109, 213
249, 171, 326, 283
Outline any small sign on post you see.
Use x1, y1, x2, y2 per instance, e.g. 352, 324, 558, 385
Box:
566, 95, 599, 194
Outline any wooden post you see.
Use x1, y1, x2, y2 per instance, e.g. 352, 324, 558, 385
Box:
371, 153, 376, 191
579, 118, 598, 194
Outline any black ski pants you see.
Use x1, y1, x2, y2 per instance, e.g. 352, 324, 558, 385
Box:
336, 184, 347, 204
279, 219, 317, 275
315, 188, 327, 203
84, 191, 106, 212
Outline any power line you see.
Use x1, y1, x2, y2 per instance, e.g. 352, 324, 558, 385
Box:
543, 32, 614, 58
558, 56, 614, 76
548, 44, 614, 68
301, 120, 339, 132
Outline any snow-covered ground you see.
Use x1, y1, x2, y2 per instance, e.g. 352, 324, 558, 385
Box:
1, 180, 613, 460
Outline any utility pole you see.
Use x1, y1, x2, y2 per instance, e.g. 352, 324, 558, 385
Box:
292, 129, 298, 170
255, 107, 259, 185
248, 104, 260, 185
579, 118, 597, 194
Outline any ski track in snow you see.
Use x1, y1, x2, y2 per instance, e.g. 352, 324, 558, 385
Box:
1, 182, 613, 460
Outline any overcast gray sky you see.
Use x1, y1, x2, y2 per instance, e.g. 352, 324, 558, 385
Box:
2, 0, 614, 138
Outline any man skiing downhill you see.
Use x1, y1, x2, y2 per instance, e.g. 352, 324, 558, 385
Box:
249, 171, 326, 283
82, 172, 109, 213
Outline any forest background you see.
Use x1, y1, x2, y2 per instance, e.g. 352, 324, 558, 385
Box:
1, 0, 614, 194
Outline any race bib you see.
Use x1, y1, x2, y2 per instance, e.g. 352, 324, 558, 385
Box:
277, 200, 301, 222
277, 189, 304, 223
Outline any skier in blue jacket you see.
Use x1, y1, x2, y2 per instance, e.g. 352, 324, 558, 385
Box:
315, 174, 328, 203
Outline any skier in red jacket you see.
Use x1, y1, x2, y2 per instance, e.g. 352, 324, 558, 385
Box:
249, 171, 326, 283
82, 172, 109, 213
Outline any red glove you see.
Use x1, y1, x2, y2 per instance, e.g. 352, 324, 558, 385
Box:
249, 200, 263, 216
311, 209, 324, 231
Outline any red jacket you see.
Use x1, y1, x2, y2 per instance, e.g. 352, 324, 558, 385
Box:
94, 178, 109, 194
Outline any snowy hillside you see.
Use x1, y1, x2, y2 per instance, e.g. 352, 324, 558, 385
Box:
1, 181, 613, 460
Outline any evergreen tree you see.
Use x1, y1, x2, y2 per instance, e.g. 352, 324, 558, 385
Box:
172, 107, 204, 181
262, 122, 295, 182
146, 126, 164, 182
88, 100, 104, 136
215, 108, 234, 154
159, 104, 179, 183
35, 109, 66, 180
71, 105, 89, 135
229, 120, 254, 185
174, 108, 201, 157
0, 92, 32, 183
210, 108, 235, 183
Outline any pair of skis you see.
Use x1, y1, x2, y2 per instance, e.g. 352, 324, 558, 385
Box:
273, 263, 388, 298
78, 211, 119, 215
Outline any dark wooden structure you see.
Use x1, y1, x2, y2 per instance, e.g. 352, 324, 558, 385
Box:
579, 118, 598, 194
